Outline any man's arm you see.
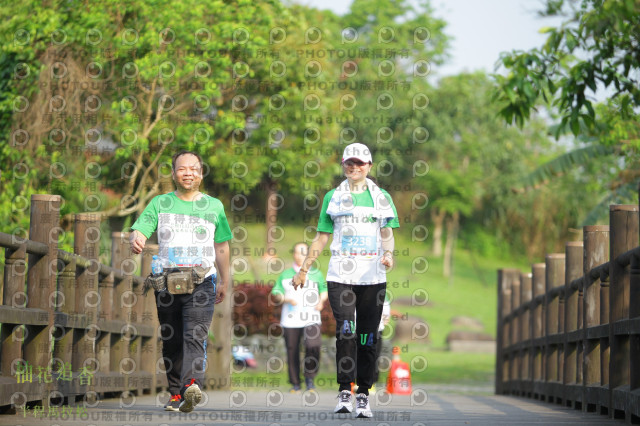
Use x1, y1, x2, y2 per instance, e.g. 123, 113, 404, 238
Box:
129, 230, 148, 254
214, 240, 230, 304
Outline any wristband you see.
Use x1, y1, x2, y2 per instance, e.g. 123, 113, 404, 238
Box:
383, 250, 393, 257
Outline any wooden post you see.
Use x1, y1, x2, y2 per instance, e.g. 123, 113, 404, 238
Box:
564, 242, 583, 390
23, 195, 60, 407
1, 242, 27, 376
577, 271, 584, 387
511, 274, 521, 388
558, 286, 565, 391
57, 256, 76, 317
511, 276, 521, 344
110, 232, 134, 381
600, 273, 610, 389
545, 254, 565, 392
97, 233, 114, 376
582, 225, 609, 414
633, 254, 640, 386
520, 272, 533, 388
54, 256, 75, 373
609, 204, 638, 418
24, 195, 60, 371
631, 185, 640, 393
96, 272, 113, 375
72, 214, 100, 374
131, 264, 145, 391
140, 244, 157, 393
532, 263, 545, 386
496, 269, 507, 394
112, 232, 132, 323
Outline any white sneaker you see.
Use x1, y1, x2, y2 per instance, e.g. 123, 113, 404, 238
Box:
334, 390, 353, 413
179, 383, 202, 413
355, 393, 373, 418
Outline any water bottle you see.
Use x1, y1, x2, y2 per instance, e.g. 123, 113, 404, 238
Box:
151, 255, 163, 276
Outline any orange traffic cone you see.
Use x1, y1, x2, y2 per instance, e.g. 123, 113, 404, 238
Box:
386, 346, 412, 394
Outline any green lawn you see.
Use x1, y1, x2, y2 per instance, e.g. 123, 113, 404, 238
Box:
229, 223, 527, 386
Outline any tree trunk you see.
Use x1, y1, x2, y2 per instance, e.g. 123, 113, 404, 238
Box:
431, 209, 445, 257
264, 179, 278, 260
443, 211, 460, 280
160, 173, 174, 194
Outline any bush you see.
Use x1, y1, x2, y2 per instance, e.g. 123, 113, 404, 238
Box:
232, 282, 336, 336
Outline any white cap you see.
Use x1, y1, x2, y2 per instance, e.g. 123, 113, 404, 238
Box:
341, 143, 372, 164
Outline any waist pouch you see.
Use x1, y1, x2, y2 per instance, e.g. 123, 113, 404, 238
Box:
144, 265, 211, 295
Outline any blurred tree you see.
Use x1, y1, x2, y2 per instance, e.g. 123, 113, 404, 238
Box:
494, 0, 640, 202
0, 0, 342, 242
225, 5, 342, 258
424, 72, 598, 264
423, 73, 499, 275
2, 0, 286, 221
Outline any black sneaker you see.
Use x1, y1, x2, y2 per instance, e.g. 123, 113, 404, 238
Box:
164, 395, 181, 411
305, 378, 316, 391
289, 384, 302, 394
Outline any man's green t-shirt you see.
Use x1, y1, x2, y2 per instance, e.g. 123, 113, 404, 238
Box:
131, 192, 232, 275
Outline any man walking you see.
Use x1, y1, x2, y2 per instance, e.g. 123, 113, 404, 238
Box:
129, 150, 231, 412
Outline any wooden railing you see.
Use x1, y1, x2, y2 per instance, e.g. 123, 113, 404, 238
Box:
0, 194, 231, 411
496, 199, 640, 423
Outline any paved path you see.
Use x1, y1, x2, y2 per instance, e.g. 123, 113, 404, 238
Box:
2, 386, 625, 425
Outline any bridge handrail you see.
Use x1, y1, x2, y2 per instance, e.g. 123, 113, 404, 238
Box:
496, 199, 640, 422
0, 194, 231, 411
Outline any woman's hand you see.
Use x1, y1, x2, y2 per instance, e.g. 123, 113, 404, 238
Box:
381, 251, 394, 269
292, 270, 307, 290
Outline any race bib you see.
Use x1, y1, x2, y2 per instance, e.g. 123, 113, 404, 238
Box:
167, 246, 203, 267
341, 234, 378, 258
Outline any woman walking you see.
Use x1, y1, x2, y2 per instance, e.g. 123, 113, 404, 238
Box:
292, 143, 399, 418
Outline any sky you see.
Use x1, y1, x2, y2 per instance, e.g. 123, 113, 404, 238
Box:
292, 0, 562, 78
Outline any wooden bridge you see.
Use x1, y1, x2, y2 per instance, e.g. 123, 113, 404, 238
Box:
0, 193, 638, 425
496, 197, 640, 424
0, 387, 630, 425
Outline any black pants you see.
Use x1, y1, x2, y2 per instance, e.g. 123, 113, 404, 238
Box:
373, 330, 383, 383
282, 324, 322, 386
156, 276, 216, 396
327, 281, 386, 394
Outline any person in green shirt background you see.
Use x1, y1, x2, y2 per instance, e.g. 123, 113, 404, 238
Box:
271, 242, 328, 393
